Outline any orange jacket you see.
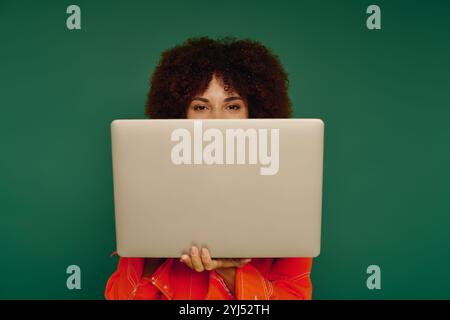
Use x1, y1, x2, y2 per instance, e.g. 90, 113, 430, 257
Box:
105, 257, 313, 300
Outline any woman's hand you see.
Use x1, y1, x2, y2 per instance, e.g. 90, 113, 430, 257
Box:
180, 246, 251, 272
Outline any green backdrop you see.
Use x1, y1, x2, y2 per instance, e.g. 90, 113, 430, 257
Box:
1, 0, 449, 299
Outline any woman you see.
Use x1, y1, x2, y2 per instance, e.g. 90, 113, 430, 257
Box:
105, 37, 313, 300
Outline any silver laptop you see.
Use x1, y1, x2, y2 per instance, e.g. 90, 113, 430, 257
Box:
111, 119, 324, 258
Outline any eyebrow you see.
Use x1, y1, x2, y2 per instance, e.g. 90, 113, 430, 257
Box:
224, 96, 243, 102
192, 97, 209, 103
192, 96, 243, 103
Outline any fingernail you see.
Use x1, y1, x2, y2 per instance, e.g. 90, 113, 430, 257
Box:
201, 248, 208, 256
191, 247, 198, 255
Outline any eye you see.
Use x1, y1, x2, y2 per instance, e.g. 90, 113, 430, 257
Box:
226, 104, 241, 111
193, 105, 209, 111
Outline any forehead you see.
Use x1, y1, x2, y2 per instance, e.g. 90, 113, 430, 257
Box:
200, 75, 240, 97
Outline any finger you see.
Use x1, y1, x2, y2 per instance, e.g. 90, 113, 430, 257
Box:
219, 258, 251, 268
236, 258, 252, 267
214, 259, 237, 269
190, 246, 204, 272
180, 254, 193, 269
201, 248, 218, 271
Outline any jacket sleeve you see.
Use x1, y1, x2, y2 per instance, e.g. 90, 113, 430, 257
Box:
234, 258, 313, 300
105, 257, 161, 300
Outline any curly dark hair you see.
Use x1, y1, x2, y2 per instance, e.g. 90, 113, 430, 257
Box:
145, 37, 292, 119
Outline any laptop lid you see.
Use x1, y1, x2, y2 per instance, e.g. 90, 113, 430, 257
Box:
111, 119, 324, 258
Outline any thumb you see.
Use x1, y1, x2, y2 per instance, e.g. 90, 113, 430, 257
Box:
236, 258, 252, 267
